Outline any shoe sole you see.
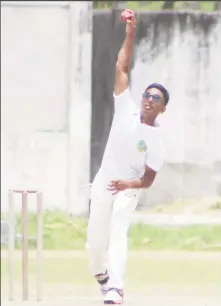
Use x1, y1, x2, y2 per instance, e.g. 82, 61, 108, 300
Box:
104, 301, 123, 305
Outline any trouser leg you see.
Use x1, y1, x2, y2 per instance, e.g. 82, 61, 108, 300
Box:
107, 192, 138, 289
87, 171, 113, 275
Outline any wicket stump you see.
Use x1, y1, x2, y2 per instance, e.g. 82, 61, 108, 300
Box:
8, 189, 43, 301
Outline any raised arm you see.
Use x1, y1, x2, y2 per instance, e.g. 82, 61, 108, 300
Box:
114, 10, 136, 96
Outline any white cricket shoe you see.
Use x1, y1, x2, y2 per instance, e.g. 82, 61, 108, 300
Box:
104, 288, 124, 304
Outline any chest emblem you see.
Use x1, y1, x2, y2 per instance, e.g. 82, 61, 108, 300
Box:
137, 140, 147, 153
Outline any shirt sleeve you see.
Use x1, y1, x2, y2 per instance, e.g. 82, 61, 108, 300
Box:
145, 142, 165, 172
113, 88, 138, 115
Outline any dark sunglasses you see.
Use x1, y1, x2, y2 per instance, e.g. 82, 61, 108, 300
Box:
142, 92, 162, 103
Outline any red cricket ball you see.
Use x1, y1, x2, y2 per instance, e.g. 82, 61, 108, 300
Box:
120, 9, 135, 23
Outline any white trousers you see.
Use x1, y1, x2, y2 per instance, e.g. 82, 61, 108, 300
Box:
87, 169, 139, 289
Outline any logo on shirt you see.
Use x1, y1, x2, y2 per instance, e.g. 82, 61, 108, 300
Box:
137, 140, 147, 153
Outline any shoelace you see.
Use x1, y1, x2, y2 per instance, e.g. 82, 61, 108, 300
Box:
107, 288, 124, 297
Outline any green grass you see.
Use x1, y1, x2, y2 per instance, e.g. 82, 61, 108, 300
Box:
1, 255, 221, 287
94, 1, 218, 12
141, 198, 221, 214
127, 1, 164, 11
129, 223, 221, 251
1, 210, 221, 251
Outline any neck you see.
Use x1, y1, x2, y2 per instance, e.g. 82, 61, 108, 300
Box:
140, 114, 157, 126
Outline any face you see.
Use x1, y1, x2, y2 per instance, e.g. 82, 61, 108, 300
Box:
141, 87, 166, 119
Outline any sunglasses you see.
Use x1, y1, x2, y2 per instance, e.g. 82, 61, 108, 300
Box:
142, 92, 162, 103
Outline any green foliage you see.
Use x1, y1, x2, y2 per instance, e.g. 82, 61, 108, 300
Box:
15, 210, 87, 250
129, 223, 221, 251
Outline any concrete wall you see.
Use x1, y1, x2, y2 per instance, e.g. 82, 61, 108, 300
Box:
1, 1, 92, 214
2, 4, 221, 214
91, 10, 221, 208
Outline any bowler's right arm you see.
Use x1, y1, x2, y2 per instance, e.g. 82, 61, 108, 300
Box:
114, 11, 136, 96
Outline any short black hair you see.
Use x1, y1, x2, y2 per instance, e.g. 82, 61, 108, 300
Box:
145, 82, 170, 105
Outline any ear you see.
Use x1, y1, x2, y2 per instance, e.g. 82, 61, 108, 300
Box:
161, 105, 166, 113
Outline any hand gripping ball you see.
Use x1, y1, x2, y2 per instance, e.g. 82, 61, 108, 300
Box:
120, 9, 135, 23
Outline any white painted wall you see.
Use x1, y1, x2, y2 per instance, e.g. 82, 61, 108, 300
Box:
1, 1, 92, 214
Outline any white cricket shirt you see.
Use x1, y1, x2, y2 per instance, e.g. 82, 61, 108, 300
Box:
99, 87, 165, 182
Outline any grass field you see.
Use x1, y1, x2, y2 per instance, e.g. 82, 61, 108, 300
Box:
1, 210, 221, 304
1, 251, 221, 299
94, 1, 218, 12
127, 1, 217, 12
1, 210, 221, 251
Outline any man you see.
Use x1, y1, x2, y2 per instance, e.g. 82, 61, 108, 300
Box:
87, 9, 169, 305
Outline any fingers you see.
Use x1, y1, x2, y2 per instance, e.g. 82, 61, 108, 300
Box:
121, 8, 136, 24
109, 180, 119, 186
126, 16, 136, 29
107, 182, 118, 190
107, 186, 119, 195
107, 181, 117, 190
107, 181, 120, 195
127, 19, 136, 27
125, 9, 136, 22
107, 186, 116, 192
125, 9, 134, 14
124, 8, 135, 19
